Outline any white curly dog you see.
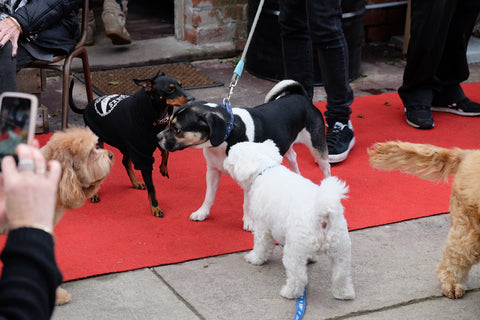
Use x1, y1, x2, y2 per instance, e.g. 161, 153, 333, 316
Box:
223, 140, 355, 300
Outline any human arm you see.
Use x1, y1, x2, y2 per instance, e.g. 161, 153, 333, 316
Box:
0, 142, 63, 319
11, 0, 82, 38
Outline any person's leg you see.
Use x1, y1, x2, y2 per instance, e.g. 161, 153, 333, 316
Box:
0, 41, 37, 93
431, 0, 480, 116
308, 0, 353, 125
308, 0, 354, 163
102, 0, 131, 45
0, 42, 18, 93
398, 0, 457, 128
278, 0, 314, 100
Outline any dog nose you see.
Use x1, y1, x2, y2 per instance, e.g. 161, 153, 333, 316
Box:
187, 95, 195, 102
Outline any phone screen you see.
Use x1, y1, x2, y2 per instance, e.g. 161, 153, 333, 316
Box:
0, 94, 37, 166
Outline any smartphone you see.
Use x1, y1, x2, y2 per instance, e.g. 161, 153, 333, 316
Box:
0, 92, 38, 170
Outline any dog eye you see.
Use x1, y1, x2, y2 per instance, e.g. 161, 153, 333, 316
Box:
171, 125, 181, 134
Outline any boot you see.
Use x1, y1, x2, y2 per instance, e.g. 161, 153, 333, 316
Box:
102, 0, 131, 45
77, 9, 96, 46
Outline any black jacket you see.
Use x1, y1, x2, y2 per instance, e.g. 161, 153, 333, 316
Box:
11, 0, 82, 55
0, 228, 62, 320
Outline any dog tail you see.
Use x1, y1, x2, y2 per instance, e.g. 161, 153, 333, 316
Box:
69, 79, 85, 114
316, 176, 349, 214
264, 79, 307, 103
368, 141, 467, 182
314, 177, 349, 235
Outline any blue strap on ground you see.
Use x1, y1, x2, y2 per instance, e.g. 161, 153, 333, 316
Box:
293, 287, 307, 320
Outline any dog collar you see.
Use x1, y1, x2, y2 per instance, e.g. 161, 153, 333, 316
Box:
221, 102, 234, 141
252, 164, 280, 184
156, 114, 170, 126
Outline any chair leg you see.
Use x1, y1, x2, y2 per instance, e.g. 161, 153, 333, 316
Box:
61, 48, 93, 130
61, 57, 74, 130
81, 50, 94, 102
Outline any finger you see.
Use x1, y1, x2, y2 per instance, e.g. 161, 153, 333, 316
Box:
1, 156, 17, 179
30, 139, 40, 149
15, 144, 34, 162
11, 39, 18, 57
31, 146, 46, 175
47, 160, 62, 186
15, 144, 35, 173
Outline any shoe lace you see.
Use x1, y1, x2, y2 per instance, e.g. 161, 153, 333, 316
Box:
326, 123, 344, 146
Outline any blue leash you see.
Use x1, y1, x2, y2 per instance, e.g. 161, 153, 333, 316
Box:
293, 287, 307, 320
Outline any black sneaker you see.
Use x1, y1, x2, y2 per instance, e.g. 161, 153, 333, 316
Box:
326, 121, 355, 163
431, 98, 480, 116
404, 105, 434, 129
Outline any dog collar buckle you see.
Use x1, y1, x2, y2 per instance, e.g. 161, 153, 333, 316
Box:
155, 114, 170, 127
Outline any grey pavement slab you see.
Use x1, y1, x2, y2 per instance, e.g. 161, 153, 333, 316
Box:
52, 214, 480, 320
51, 268, 200, 320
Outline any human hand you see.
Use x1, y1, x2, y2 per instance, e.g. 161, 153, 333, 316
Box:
0, 142, 61, 234
0, 17, 22, 57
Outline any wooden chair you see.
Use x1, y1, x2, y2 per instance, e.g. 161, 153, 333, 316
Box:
28, 0, 93, 129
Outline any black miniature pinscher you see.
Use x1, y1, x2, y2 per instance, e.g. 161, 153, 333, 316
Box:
70, 70, 194, 217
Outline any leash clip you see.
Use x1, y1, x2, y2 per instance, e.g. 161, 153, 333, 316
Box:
224, 73, 239, 106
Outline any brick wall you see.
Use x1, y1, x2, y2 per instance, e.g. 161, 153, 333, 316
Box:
181, 0, 249, 47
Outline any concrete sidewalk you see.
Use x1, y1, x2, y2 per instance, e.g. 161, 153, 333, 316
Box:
42, 35, 480, 319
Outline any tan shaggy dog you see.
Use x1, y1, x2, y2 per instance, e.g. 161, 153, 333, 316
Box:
41, 126, 114, 305
368, 141, 480, 299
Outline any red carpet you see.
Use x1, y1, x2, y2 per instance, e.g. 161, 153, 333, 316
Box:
1, 82, 479, 281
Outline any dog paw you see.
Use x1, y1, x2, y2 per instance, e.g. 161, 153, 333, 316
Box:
242, 217, 254, 231
55, 287, 72, 305
332, 276, 355, 300
332, 286, 356, 300
280, 285, 303, 299
151, 207, 164, 218
441, 282, 466, 299
190, 210, 208, 221
159, 165, 169, 178
245, 251, 267, 265
90, 194, 101, 203
133, 182, 147, 190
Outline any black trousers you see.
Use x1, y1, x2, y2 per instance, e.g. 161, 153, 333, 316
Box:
277, 0, 353, 125
0, 41, 36, 93
398, 0, 480, 107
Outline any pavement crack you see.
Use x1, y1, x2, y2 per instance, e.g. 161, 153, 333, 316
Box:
150, 267, 206, 320
325, 288, 480, 320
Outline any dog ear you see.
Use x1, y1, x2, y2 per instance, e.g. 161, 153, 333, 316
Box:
57, 162, 87, 209
133, 79, 154, 92
223, 153, 250, 183
205, 113, 228, 147
155, 70, 166, 78
262, 140, 283, 164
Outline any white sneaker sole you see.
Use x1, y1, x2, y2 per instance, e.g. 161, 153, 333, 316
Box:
431, 106, 480, 116
328, 137, 356, 164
